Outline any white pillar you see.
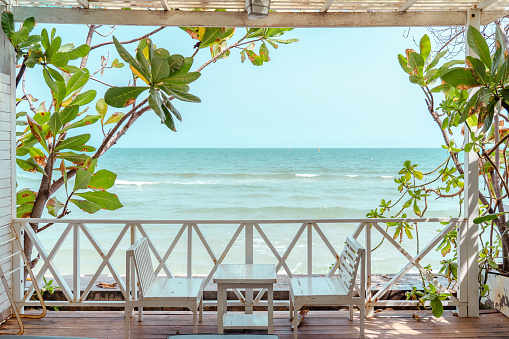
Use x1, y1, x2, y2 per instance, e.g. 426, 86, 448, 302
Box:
459, 8, 480, 318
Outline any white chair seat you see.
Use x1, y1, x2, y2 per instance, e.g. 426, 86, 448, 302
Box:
145, 277, 203, 300
290, 277, 349, 299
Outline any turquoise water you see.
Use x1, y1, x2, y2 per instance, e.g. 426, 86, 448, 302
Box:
18, 148, 461, 276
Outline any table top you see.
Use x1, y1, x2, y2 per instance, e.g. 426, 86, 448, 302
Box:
213, 264, 277, 284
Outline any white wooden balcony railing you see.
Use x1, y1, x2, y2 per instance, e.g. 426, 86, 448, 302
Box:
11, 218, 469, 315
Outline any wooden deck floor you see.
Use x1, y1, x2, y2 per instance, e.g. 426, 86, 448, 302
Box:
1, 310, 507, 338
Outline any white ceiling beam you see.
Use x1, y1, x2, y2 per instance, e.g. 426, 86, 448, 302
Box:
400, 0, 419, 12
11, 7, 509, 28
0, 0, 10, 5
160, 0, 170, 11
477, 0, 501, 10
320, 0, 335, 13
76, 0, 89, 8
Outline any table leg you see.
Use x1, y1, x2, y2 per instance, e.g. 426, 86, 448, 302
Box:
217, 284, 224, 334
268, 284, 274, 334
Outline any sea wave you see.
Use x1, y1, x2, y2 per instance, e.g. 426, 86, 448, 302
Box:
380, 175, 394, 179
346, 175, 359, 178
295, 174, 318, 178
116, 180, 159, 186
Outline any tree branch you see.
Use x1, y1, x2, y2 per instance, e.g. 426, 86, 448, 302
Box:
90, 26, 166, 51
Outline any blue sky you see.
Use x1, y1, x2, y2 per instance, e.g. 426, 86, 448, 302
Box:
19, 24, 449, 148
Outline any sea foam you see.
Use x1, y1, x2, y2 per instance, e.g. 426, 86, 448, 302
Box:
295, 174, 318, 178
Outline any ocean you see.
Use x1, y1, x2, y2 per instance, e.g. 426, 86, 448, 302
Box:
18, 148, 461, 276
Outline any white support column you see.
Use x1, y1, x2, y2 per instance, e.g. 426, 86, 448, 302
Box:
12, 223, 23, 314
245, 223, 253, 314
73, 224, 80, 302
307, 223, 312, 276
459, 8, 481, 318
365, 223, 373, 317
187, 223, 192, 279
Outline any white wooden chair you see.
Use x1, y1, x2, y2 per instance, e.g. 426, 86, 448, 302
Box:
125, 237, 204, 339
289, 236, 366, 339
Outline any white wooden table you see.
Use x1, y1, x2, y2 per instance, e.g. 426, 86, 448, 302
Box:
213, 264, 277, 334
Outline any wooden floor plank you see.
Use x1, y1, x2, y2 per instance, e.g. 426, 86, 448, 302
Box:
0, 310, 507, 338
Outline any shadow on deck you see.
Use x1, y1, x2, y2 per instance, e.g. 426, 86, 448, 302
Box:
0, 309, 507, 338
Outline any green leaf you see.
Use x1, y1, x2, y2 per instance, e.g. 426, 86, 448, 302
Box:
46, 197, 64, 217
154, 48, 170, 59
88, 169, 116, 190
58, 43, 75, 53
104, 112, 125, 125
148, 88, 164, 121
164, 97, 182, 122
419, 34, 431, 61
16, 189, 36, 205
259, 42, 269, 62
112, 36, 148, 80
66, 69, 89, 95
69, 90, 96, 107
17, 202, 34, 218
466, 56, 486, 84
75, 191, 123, 210
11, 26, 29, 47
167, 55, 185, 73
33, 111, 51, 125
59, 105, 79, 124
441, 68, 480, 90
68, 44, 90, 60
41, 29, 49, 50
430, 298, 444, 317
54, 81, 67, 110
135, 46, 151, 79
43, 68, 58, 93
96, 98, 108, 124
48, 112, 62, 135
1, 11, 15, 38
50, 52, 70, 68
151, 56, 170, 81
57, 151, 90, 164
199, 27, 233, 49
159, 72, 201, 85
413, 201, 422, 217
398, 54, 411, 74
408, 52, 424, 76
70, 199, 101, 214
104, 86, 148, 108
474, 213, 504, 224
161, 87, 200, 103
74, 169, 92, 191
161, 103, 176, 131
171, 57, 193, 77
55, 134, 90, 152
467, 25, 492, 69
46, 66, 65, 83
61, 115, 101, 132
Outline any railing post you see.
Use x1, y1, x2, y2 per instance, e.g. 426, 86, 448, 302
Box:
12, 222, 23, 314
459, 8, 480, 318
187, 223, 192, 279
245, 223, 253, 314
307, 223, 312, 277
130, 224, 137, 303
73, 223, 80, 302
365, 222, 373, 317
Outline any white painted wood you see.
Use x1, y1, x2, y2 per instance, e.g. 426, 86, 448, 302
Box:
125, 237, 203, 339
10, 7, 509, 28
290, 236, 365, 338
320, 0, 335, 13
223, 313, 268, 329
461, 8, 481, 319
399, 0, 419, 11
13, 217, 465, 224
214, 264, 276, 334
307, 223, 312, 277
478, 0, 501, 10
187, 223, 192, 279
73, 224, 80, 302
76, 0, 89, 8
365, 223, 373, 318
159, 0, 169, 10
245, 224, 253, 314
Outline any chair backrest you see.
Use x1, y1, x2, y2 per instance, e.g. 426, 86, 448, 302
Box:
126, 237, 156, 295
336, 236, 365, 293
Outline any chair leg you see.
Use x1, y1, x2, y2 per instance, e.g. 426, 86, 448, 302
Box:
125, 305, 132, 339
138, 306, 143, 322
293, 302, 299, 339
349, 304, 353, 321
193, 305, 198, 333
360, 301, 365, 339
199, 295, 203, 322
289, 297, 293, 321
